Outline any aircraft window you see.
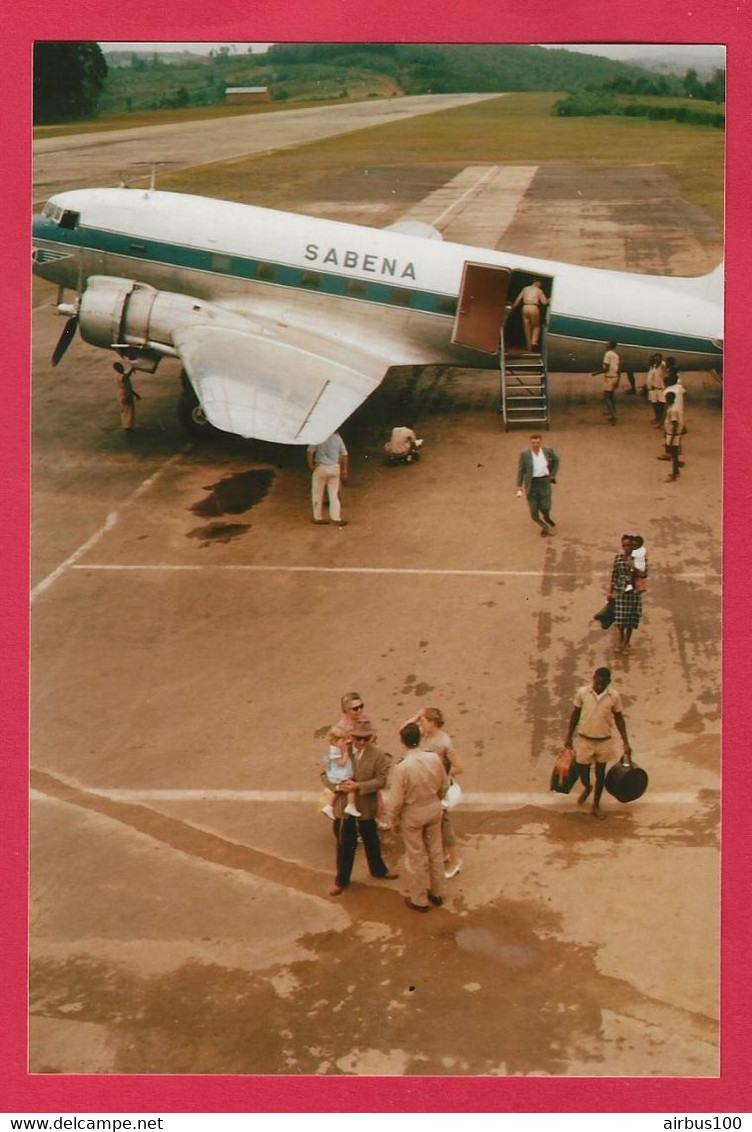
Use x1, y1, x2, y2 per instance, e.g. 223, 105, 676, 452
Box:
436, 296, 458, 315
257, 262, 277, 281
211, 254, 232, 272
43, 201, 59, 219
346, 280, 367, 297
301, 271, 321, 289
59, 210, 80, 230
389, 288, 412, 307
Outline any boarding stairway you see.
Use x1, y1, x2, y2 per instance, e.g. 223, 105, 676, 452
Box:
499, 342, 550, 431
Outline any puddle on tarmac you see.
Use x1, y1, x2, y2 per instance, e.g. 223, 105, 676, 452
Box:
455, 926, 541, 968
191, 470, 275, 518
187, 522, 251, 545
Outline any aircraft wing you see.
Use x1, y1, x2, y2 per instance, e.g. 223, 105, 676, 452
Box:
172, 322, 390, 446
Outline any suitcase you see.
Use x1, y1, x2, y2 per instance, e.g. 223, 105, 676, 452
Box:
605, 758, 649, 802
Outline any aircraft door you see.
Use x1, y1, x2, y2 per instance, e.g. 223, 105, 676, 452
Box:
452, 263, 511, 354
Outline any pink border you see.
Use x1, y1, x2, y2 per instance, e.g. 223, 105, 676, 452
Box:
5, 0, 749, 1113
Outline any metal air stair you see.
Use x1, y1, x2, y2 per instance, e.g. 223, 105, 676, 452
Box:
500, 347, 549, 430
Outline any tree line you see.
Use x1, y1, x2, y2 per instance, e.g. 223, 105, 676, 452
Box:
33, 41, 725, 125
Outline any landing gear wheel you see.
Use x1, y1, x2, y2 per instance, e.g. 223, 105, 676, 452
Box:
177, 373, 219, 440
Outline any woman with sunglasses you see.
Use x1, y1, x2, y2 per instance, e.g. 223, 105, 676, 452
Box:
338, 692, 378, 742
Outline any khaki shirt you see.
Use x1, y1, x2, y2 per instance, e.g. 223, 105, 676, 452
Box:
386, 750, 448, 814
574, 685, 623, 739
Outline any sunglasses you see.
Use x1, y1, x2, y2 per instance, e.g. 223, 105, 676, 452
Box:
349, 704, 365, 711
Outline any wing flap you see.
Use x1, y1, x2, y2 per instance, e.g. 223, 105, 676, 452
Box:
173, 325, 386, 445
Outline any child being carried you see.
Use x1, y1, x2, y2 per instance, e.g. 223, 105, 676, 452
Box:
624, 535, 647, 593
321, 726, 361, 819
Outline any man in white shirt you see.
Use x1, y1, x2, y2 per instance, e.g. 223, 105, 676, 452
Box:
384, 425, 421, 464
663, 360, 687, 424
516, 433, 560, 537
592, 341, 620, 424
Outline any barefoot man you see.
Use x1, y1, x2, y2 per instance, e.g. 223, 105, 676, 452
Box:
563, 667, 632, 820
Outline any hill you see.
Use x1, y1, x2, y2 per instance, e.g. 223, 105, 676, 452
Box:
98, 42, 694, 115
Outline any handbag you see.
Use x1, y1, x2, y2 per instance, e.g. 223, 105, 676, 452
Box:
594, 597, 615, 630
442, 779, 462, 810
550, 747, 579, 794
605, 757, 649, 803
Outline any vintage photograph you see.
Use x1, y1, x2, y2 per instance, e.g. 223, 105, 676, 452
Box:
29, 39, 724, 1081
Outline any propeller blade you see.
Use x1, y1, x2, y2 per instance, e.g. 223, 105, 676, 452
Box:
51, 315, 78, 367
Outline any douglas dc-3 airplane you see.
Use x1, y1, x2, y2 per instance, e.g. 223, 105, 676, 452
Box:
32, 186, 723, 443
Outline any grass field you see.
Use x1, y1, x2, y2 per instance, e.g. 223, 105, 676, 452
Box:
149, 93, 724, 224
35, 92, 724, 225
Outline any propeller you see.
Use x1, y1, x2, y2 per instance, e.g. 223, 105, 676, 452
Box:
51, 270, 83, 368
51, 313, 79, 367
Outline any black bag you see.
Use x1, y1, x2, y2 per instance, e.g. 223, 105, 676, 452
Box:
594, 598, 615, 630
605, 758, 649, 803
550, 749, 580, 794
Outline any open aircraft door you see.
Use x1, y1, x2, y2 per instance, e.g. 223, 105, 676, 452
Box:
452, 263, 512, 354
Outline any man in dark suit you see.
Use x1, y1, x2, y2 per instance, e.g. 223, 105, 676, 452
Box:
516, 433, 560, 537
324, 718, 398, 896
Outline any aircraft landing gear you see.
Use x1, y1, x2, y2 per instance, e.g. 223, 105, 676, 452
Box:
177, 372, 219, 439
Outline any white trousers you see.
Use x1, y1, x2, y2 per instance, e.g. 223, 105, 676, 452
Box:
311, 464, 341, 522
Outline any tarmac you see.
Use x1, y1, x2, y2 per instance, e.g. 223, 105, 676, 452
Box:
29, 95, 722, 1077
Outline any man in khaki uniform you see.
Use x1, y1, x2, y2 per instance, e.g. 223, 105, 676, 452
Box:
510, 279, 549, 352
384, 722, 448, 912
113, 361, 139, 432
592, 341, 620, 425
564, 667, 632, 820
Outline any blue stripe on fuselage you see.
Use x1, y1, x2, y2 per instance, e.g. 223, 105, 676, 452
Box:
31, 215, 722, 360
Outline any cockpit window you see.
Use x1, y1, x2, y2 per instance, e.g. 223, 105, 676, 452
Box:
41, 202, 80, 229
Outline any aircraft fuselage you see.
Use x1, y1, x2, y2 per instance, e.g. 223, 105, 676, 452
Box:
33, 188, 723, 378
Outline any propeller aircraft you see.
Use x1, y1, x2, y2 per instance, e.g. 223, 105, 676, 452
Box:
32, 186, 723, 443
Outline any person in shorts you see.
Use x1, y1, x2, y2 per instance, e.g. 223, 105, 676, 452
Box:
563, 667, 632, 820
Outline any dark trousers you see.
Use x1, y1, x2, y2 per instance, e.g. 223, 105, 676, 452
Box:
333, 816, 389, 888
526, 476, 553, 530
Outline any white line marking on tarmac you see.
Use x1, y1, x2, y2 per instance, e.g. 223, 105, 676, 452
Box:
31, 451, 189, 601
430, 165, 501, 228
31, 787, 709, 806
69, 564, 717, 581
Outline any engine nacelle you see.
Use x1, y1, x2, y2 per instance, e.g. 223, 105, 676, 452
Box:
76, 275, 250, 355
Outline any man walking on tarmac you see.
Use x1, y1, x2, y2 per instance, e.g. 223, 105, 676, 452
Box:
563, 667, 632, 820
516, 433, 560, 537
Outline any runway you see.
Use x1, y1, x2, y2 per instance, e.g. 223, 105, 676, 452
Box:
33, 92, 501, 201
29, 95, 723, 1078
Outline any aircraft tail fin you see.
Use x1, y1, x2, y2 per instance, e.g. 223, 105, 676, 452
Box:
698, 262, 724, 304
